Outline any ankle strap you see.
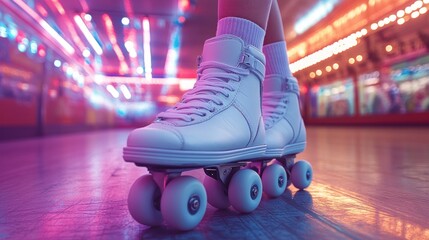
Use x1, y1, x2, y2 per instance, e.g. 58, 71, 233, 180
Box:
283, 77, 300, 95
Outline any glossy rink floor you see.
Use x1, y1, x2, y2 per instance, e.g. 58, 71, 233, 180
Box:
1, 127, 428, 239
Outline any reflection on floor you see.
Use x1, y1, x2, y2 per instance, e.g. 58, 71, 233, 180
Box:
0, 127, 428, 239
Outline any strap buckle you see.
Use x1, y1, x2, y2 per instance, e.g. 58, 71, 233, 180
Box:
240, 53, 255, 68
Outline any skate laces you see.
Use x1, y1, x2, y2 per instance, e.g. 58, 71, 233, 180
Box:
262, 91, 288, 128
156, 61, 250, 122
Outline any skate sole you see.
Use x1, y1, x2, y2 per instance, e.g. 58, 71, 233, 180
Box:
123, 145, 267, 167
265, 142, 306, 158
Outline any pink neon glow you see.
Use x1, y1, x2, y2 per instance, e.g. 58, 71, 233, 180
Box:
103, 14, 129, 74
78, 0, 89, 13
94, 75, 195, 90
178, 0, 190, 12
51, 0, 65, 15
45, 0, 86, 57
74, 15, 103, 55
13, 0, 75, 55
36, 4, 48, 17
65, 20, 87, 54
142, 18, 152, 80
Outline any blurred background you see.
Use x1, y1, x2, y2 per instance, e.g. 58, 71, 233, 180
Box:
0, 0, 428, 140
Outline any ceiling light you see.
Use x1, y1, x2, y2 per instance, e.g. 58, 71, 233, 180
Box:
136, 66, 144, 75
356, 55, 363, 62
74, 15, 103, 55
120, 85, 131, 99
411, 11, 420, 18
54, 59, 62, 67
122, 17, 130, 26
386, 45, 393, 52
82, 48, 90, 57
326, 66, 332, 72
84, 14, 92, 21
106, 85, 119, 98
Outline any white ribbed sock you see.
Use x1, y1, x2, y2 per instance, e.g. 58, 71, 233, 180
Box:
263, 41, 293, 77
216, 17, 265, 50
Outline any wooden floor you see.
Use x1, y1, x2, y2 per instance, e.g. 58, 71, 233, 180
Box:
1, 127, 428, 239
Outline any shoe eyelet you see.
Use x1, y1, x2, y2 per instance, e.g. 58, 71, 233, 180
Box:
210, 109, 215, 112
226, 94, 230, 97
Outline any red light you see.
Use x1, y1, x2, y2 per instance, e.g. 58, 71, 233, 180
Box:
178, 16, 186, 24
36, 4, 48, 17
300, 85, 308, 94
38, 45, 46, 57
178, 0, 190, 11
16, 30, 25, 43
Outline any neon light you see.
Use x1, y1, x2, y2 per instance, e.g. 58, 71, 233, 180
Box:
178, 0, 190, 12
124, 40, 137, 58
120, 85, 132, 99
0, 26, 7, 38
18, 43, 27, 52
122, 17, 130, 26
136, 66, 144, 75
54, 60, 62, 67
82, 49, 90, 57
84, 14, 92, 21
30, 41, 38, 54
94, 75, 195, 86
294, 0, 339, 34
290, 34, 358, 73
142, 18, 152, 80
51, 0, 65, 15
13, 0, 75, 54
103, 14, 128, 74
106, 85, 119, 98
74, 15, 103, 55
164, 28, 181, 77
36, 4, 48, 17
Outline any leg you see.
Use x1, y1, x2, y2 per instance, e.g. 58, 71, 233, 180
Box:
263, 0, 292, 77
264, 0, 285, 45
218, 0, 273, 30
262, 0, 306, 158
124, 1, 269, 166
217, 0, 273, 49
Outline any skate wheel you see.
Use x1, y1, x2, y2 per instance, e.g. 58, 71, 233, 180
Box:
228, 169, 262, 213
262, 163, 287, 198
291, 160, 313, 190
274, 159, 292, 187
203, 176, 230, 209
161, 176, 207, 231
128, 175, 163, 226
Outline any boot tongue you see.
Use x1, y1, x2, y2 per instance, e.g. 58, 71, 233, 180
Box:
263, 75, 284, 92
201, 34, 244, 67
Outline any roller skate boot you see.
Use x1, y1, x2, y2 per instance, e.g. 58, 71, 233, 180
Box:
262, 75, 313, 191
123, 34, 267, 230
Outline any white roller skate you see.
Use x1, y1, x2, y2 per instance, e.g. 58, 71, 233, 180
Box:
124, 34, 274, 230
262, 75, 313, 192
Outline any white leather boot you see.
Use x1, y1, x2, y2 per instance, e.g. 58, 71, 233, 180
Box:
262, 75, 306, 158
124, 34, 267, 167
